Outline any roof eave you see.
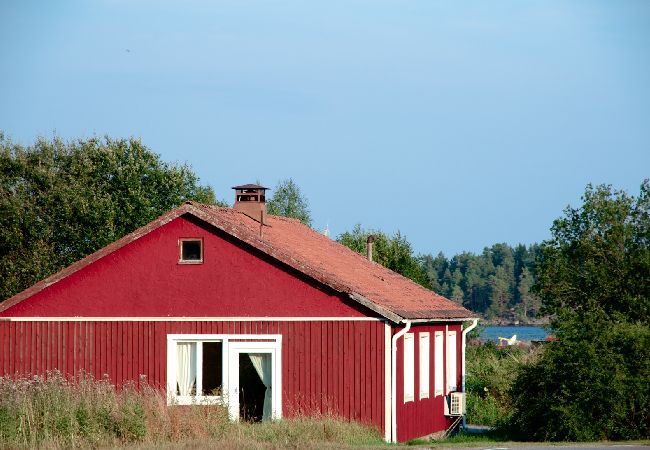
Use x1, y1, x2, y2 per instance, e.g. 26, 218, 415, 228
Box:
348, 292, 403, 323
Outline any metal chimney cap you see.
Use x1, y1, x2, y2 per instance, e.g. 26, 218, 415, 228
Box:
232, 183, 269, 190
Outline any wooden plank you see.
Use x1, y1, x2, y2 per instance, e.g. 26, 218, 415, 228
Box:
326, 321, 333, 413
320, 321, 327, 413
310, 322, 318, 413
127, 322, 134, 384
148, 322, 155, 384
154, 322, 162, 389
103, 322, 110, 378
113, 322, 119, 386
355, 322, 361, 420
298, 322, 305, 401
334, 321, 341, 414
29, 322, 36, 374
342, 321, 350, 420
62, 321, 68, 376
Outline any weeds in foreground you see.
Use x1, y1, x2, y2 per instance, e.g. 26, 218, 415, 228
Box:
465, 341, 542, 427
0, 372, 384, 449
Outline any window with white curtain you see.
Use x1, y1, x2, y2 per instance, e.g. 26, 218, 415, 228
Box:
419, 333, 430, 399
446, 330, 457, 393
172, 340, 223, 402
434, 331, 443, 396
403, 333, 414, 402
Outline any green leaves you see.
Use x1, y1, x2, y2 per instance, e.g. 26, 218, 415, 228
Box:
0, 134, 216, 302
266, 178, 312, 227
508, 181, 650, 441
537, 181, 650, 323
337, 224, 431, 289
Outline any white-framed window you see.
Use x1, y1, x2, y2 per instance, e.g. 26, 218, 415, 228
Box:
446, 330, 457, 393
403, 333, 414, 403
434, 331, 444, 396
179, 238, 203, 264
419, 333, 430, 399
166, 334, 283, 421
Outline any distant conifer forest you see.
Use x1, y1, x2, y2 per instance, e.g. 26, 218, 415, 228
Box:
336, 225, 542, 323
420, 244, 542, 323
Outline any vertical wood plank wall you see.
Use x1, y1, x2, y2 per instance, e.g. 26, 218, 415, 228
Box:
395, 323, 463, 442
0, 320, 386, 433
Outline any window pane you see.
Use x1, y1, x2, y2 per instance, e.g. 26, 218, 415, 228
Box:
181, 240, 202, 261
202, 342, 223, 395
434, 332, 443, 396
404, 333, 414, 402
419, 333, 430, 399
447, 331, 457, 392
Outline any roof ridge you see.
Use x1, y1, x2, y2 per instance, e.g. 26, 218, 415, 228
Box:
1, 202, 475, 322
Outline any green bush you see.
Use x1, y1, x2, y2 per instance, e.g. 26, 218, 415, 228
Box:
508, 315, 650, 441
504, 181, 650, 441
465, 342, 540, 427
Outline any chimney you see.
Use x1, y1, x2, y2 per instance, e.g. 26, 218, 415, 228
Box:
232, 184, 269, 224
366, 235, 376, 261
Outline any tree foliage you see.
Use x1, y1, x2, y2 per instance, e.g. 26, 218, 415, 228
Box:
266, 178, 312, 227
508, 181, 650, 441
420, 244, 542, 321
0, 134, 217, 301
337, 224, 431, 289
536, 181, 650, 323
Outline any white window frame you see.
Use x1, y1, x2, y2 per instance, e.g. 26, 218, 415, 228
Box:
446, 330, 457, 393
434, 331, 444, 396
419, 332, 430, 399
227, 340, 282, 421
166, 333, 282, 417
403, 333, 415, 403
178, 238, 203, 264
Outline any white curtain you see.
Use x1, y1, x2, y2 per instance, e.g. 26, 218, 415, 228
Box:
248, 353, 272, 420
177, 342, 197, 396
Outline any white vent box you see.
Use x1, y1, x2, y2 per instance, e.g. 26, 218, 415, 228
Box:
444, 392, 466, 416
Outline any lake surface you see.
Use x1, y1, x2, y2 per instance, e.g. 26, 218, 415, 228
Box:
479, 325, 548, 342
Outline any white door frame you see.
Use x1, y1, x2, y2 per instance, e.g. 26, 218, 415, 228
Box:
166, 333, 282, 419
228, 340, 282, 421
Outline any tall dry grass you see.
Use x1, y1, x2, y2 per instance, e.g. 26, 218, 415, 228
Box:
0, 372, 384, 449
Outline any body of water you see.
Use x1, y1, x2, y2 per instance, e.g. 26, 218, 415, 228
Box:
479, 325, 548, 343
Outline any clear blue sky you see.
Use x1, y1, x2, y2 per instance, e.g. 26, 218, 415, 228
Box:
1, 0, 648, 256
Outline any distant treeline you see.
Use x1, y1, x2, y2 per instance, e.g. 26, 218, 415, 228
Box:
337, 225, 542, 323
420, 244, 542, 322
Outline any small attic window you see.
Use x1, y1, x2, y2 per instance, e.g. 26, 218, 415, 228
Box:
179, 239, 203, 264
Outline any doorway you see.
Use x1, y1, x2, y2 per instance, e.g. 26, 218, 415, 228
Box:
238, 353, 271, 421
227, 340, 281, 422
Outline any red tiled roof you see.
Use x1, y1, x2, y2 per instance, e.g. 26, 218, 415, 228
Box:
0, 202, 475, 322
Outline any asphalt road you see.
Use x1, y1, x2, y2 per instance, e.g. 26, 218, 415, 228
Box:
478, 446, 648, 450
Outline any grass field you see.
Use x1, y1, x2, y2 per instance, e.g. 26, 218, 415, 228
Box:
0, 372, 385, 449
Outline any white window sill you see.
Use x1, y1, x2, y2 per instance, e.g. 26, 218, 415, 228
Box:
168, 395, 224, 406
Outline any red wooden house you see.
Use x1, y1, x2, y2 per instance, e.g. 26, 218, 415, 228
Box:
0, 184, 477, 442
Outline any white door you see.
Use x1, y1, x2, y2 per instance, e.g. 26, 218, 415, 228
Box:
227, 341, 281, 421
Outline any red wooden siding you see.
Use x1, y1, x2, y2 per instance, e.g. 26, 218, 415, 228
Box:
395, 323, 462, 442
1, 216, 368, 318
0, 319, 386, 433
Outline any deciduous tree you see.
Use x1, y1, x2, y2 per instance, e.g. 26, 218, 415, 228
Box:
0, 134, 217, 301
266, 178, 312, 227
508, 181, 650, 440
337, 224, 431, 289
